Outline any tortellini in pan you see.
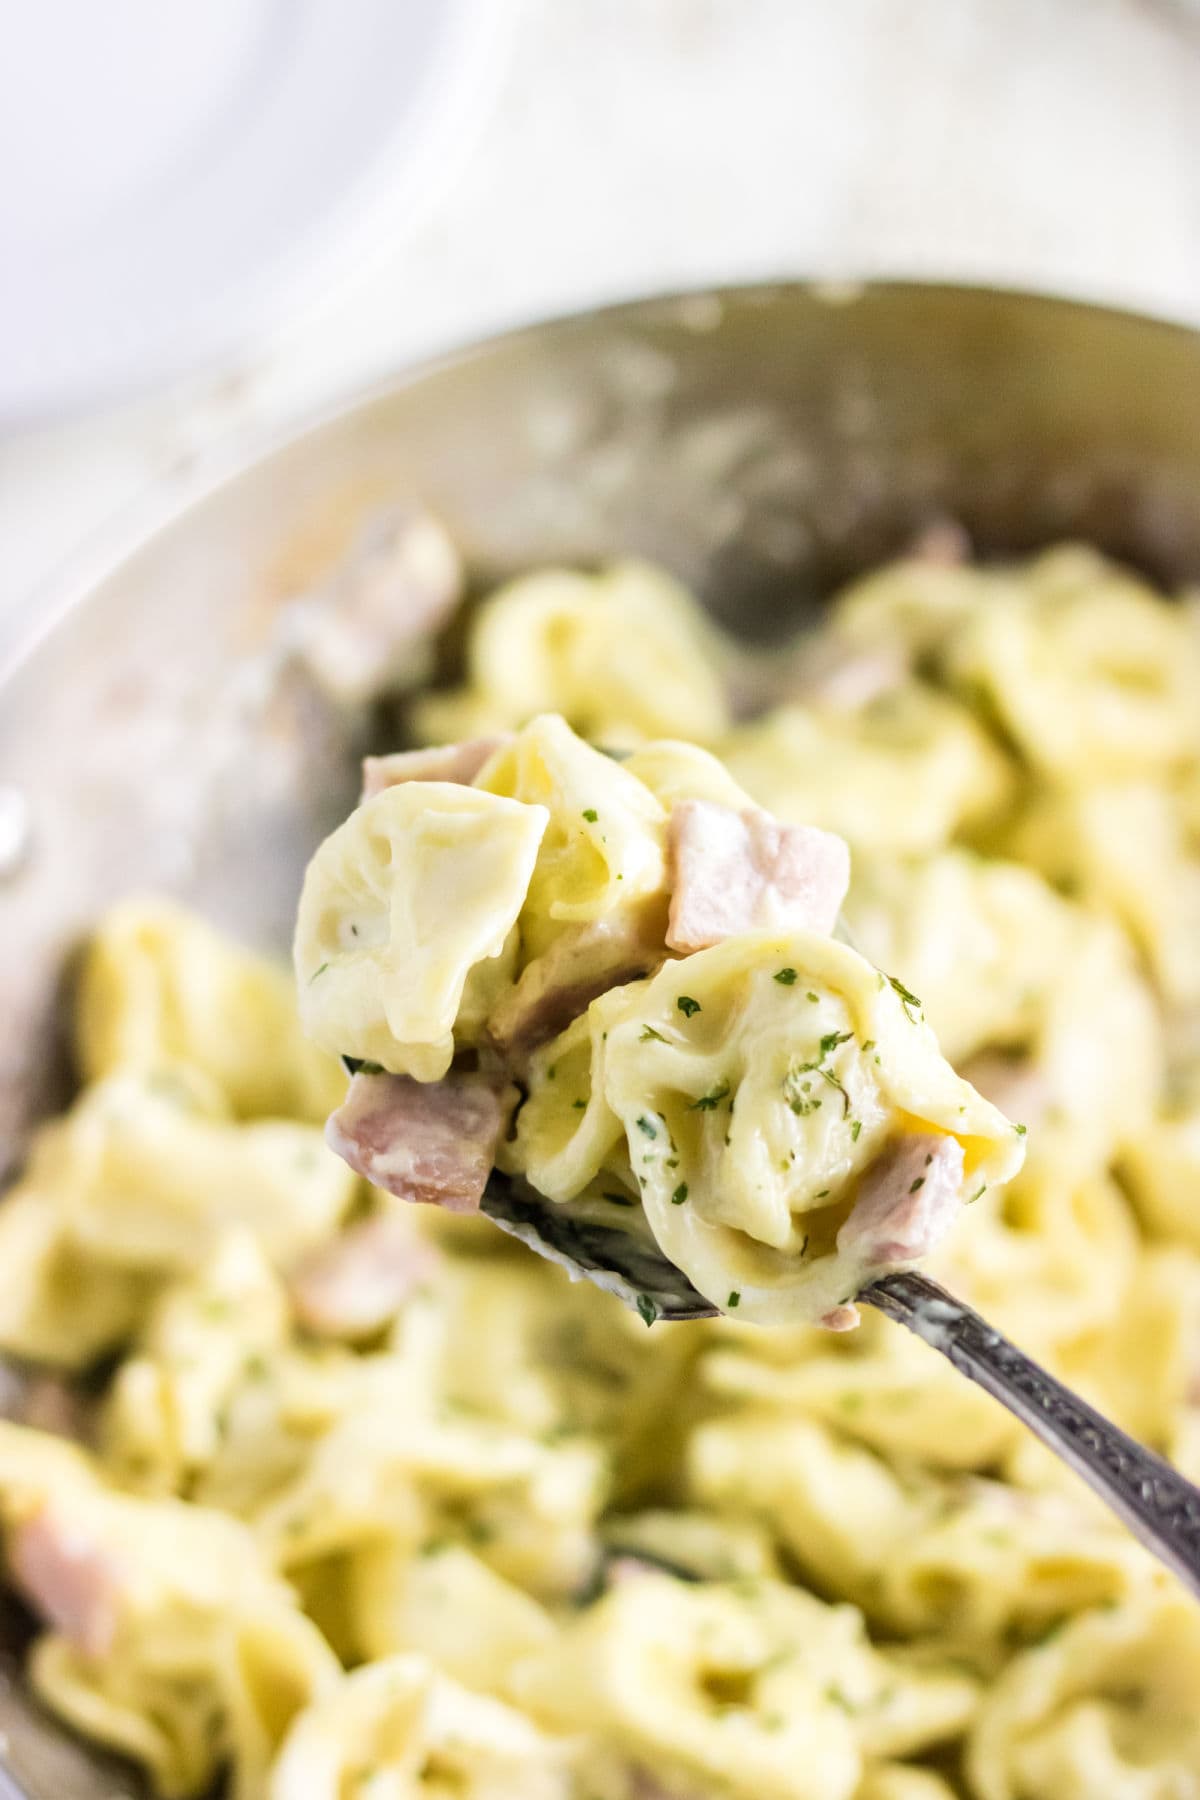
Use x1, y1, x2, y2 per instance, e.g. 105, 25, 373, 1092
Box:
412, 560, 732, 748
2, 539, 1199, 1800
269, 1654, 574, 1800
511, 1569, 977, 1800
0, 1421, 338, 1800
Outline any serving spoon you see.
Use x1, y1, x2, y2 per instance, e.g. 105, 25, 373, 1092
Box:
482, 1172, 1200, 1601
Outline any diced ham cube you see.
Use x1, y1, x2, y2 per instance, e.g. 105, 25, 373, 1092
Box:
603, 1555, 665, 1588
325, 1071, 509, 1213
666, 801, 850, 953
790, 636, 909, 710
361, 737, 509, 801
289, 1214, 439, 1338
488, 907, 665, 1059
802, 645, 909, 710
837, 1133, 965, 1269
818, 1304, 861, 1332
20, 1376, 92, 1445
10, 1504, 124, 1657
908, 517, 971, 565
295, 506, 463, 704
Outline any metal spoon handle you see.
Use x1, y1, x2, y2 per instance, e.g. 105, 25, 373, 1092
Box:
865, 1270, 1200, 1599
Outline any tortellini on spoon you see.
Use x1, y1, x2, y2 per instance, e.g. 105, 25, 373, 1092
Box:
295, 715, 1024, 1326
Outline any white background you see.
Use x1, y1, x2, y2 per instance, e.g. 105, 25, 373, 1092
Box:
4, 0, 1200, 633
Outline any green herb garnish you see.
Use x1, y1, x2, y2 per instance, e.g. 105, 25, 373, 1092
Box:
636, 1294, 658, 1327
677, 995, 702, 1018
582, 808, 599, 823
884, 972, 923, 1021
727, 1291, 741, 1309
690, 1080, 731, 1111
774, 968, 798, 985
671, 1183, 689, 1205
636, 1115, 658, 1138
640, 1025, 667, 1043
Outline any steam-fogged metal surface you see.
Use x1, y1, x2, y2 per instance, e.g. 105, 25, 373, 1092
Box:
6, 281, 1200, 1793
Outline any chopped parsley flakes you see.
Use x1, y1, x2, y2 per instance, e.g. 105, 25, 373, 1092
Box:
636, 1294, 658, 1327
582, 808, 599, 823
727, 1291, 741, 1309
671, 1183, 689, 1205
814, 1065, 852, 1116
636, 1115, 659, 1138
883, 971, 923, 1021
690, 1080, 731, 1111
677, 995, 702, 1017
640, 1025, 667, 1043
309, 962, 330, 981
774, 967, 798, 985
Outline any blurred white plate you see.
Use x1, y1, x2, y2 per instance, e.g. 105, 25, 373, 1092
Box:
0, 0, 508, 419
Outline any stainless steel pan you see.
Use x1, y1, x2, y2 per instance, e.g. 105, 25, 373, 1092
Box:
3, 280, 1200, 1796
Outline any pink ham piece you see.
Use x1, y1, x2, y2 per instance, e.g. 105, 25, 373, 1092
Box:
289, 1214, 440, 1338
296, 505, 463, 704
361, 736, 508, 801
325, 1070, 508, 1213
666, 800, 850, 953
20, 1376, 92, 1445
488, 903, 666, 1059
10, 1503, 124, 1658
818, 1304, 861, 1332
799, 644, 908, 711
908, 517, 971, 565
836, 1132, 965, 1270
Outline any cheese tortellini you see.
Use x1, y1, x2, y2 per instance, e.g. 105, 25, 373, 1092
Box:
721, 684, 1014, 857
517, 932, 1022, 1322
1, 540, 1198, 1800
412, 560, 732, 748
295, 781, 547, 1080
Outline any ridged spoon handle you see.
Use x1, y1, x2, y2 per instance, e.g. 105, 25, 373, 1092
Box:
865, 1269, 1200, 1599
